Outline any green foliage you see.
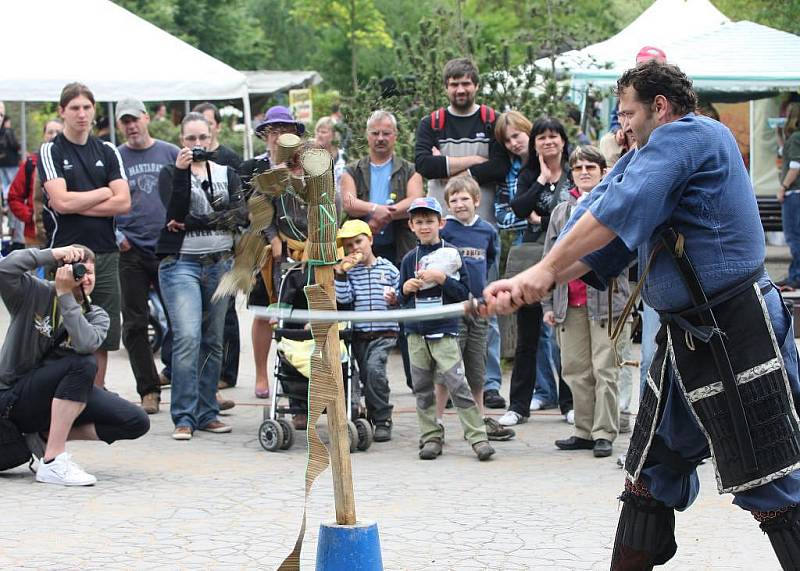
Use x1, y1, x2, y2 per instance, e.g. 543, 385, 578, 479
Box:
114, 0, 272, 70
291, 0, 393, 92
311, 89, 341, 122
147, 120, 181, 147
216, 125, 247, 158
339, 0, 596, 160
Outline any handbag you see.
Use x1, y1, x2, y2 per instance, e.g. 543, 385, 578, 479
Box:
504, 238, 545, 279
0, 417, 30, 471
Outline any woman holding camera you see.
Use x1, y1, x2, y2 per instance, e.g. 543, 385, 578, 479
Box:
156, 112, 247, 440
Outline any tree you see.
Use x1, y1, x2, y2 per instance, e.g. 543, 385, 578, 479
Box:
113, 0, 273, 70
290, 0, 393, 93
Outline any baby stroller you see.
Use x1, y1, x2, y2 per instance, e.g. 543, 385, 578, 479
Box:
258, 262, 373, 453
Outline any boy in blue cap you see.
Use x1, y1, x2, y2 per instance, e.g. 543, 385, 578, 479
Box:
391, 196, 494, 460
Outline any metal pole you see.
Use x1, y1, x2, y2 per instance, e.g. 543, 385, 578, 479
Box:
184, 100, 190, 116
108, 102, 116, 146
242, 93, 253, 160
20, 101, 27, 159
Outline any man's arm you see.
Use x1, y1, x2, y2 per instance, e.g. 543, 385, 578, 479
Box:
390, 172, 424, 219
414, 119, 449, 179
42, 178, 113, 214
58, 293, 109, 354
81, 144, 131, 216
340, 171, 374, 217
446, 155, 488, 177
80, 178, 131, 216
0, 248, 55, 313
470, 138, 511, 184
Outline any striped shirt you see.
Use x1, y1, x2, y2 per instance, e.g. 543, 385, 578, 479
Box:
334, 257, 400, 333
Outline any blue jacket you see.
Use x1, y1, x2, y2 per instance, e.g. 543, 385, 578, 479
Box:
397, 240, 471, 336
562, 114, 763, 313
441, 215, 498, 298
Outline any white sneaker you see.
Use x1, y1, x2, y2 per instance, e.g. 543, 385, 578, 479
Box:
564, 410, 575, 425
36, 452, 96, 486
498, 410, 527, 427
530, 397, 545, 411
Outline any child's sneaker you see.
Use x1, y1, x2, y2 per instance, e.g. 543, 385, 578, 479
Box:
484, 417, 515, 441
36, 452, 96, 486
472, 440, 495, 461
419, 438, 443, 460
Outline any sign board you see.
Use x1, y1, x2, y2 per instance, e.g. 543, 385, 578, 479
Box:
289, 88, 313, 127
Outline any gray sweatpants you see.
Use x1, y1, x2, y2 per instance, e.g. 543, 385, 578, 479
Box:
352, 336, 396, 423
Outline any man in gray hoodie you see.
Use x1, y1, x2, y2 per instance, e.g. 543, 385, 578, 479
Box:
0, 245, 149, 486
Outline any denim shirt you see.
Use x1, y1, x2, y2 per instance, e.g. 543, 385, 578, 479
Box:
562, 114, 764, 312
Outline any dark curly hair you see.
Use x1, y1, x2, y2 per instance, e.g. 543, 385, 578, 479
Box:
616, 60, 697, 118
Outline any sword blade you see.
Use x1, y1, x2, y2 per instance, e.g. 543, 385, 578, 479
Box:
250, 301, 475, 324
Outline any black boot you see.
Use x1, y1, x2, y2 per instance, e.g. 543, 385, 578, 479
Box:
756, 504, 800, 570
611, 480, 677, 570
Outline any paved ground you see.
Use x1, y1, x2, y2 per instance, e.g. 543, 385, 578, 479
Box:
0, 298, 782, 570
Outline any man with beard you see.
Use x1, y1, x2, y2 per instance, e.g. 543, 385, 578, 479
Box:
115, 98, 178, 414
414, 58, 509, 223
484, 60, 800, 570
414, 58, 509, 411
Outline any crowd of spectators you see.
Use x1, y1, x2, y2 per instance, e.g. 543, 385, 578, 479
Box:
0, 51, 685, 482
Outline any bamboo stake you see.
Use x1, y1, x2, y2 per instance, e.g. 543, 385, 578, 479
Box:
302, 148, 357, 525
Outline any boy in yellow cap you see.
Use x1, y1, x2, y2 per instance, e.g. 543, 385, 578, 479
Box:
334, 219, 401, 442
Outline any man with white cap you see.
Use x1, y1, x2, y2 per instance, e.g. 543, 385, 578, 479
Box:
115, 98, 179, 414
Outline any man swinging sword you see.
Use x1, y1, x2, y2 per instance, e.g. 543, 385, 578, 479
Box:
482, 60, 800, 569
252, 61, 800, 569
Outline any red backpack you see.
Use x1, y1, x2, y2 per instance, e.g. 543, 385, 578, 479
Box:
429, 104, 497, 136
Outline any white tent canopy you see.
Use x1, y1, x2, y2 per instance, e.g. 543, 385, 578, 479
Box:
243, 71, 323, 96
1, 0, 248, 102
546, 0, 729, 83
571, 21, 800, 96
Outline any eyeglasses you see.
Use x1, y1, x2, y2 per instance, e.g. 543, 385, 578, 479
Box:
571, 164, 600, 173
183, 134, 210, 142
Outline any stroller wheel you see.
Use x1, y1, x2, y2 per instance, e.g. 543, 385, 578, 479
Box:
347, 421, 359, 453
355, 418, 373, 451
276, 418, 295, 450
259, 419, 284, 452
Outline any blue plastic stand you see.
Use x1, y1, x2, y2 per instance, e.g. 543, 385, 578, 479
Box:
316, 520, 383, 571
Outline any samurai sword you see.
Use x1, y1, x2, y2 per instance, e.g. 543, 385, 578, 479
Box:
250, 299, 483, 324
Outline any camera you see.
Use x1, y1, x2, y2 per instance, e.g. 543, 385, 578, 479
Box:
191, 146, 216, 162
72, 263, 87, 281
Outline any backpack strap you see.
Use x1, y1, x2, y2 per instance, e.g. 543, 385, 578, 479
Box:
430, 107, 446, 131
480, 104, 496, 136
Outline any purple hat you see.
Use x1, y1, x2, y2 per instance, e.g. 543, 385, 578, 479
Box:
255, 105, 306, 135
408, 196, 443, 217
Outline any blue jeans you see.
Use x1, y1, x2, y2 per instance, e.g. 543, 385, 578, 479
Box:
639, 303, 659, 395
484, 316, 502, 392
484, 260, 502, 392
159, 256, 231, 429
782, 192, 800, 283
533, 323, 559, 406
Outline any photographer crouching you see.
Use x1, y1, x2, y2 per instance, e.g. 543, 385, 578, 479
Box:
0, 245, 149, 486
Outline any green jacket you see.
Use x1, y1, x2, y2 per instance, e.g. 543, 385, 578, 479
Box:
344, 154, 417, 264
